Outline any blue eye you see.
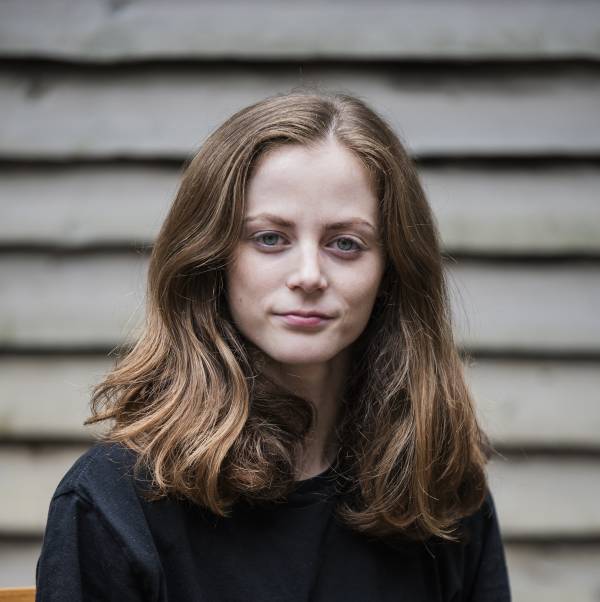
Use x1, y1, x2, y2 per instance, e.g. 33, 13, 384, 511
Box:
255, 232, 281, 246
334, 237, 361, 252
251, 232, 364, 254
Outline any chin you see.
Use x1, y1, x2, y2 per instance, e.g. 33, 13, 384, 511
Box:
261, 344, 339, 366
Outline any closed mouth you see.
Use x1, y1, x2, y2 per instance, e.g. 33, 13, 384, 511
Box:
275, 313, 333, 326
277, 311, 332, 319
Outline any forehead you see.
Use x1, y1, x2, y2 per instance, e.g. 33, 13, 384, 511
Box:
245, 139, 378, 222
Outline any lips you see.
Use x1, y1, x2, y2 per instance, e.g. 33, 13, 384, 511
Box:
277, 310, 332, 319
276, 313, 331, 327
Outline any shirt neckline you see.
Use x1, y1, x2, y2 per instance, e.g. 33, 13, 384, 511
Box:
286, 463, 340, 506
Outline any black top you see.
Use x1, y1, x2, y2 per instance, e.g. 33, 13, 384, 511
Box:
36, 442, 511, 601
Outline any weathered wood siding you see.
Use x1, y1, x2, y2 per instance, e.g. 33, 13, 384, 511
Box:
1, 1, 599, 598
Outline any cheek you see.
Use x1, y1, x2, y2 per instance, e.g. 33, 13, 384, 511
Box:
225, 253, 277, 315
350, 285, 379, 319
340, 266, 385, 329
225, 265, 250, 317
348, 261, 384, 303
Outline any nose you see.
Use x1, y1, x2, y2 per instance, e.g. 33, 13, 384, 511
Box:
286, 244, 328, 293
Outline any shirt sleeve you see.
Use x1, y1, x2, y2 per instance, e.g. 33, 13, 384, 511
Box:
36, 490, 145, 602
465, 491, 512, 602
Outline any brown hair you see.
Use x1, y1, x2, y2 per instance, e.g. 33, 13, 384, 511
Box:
87, 89, 491, 542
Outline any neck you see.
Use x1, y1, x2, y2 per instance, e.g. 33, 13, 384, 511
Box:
263, 348, 352, 480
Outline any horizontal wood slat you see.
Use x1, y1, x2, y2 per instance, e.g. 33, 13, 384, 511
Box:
448, 263, 600, 352
1, 446, 89, 536
2, 68, 600, 159
0, 254, 147, 349
467, 359, 600, 449
2, 165, 599, 254
0, 540, 38, 589
0, 356, 110, 440
2, 255, 599, 352
3, 540, 600, 602
488, 457, 600, 538
1, 1, 599, 61
0, 587, 35, 601
1, 446, 598, 538
506, 545, 600, 602
425, 166, 600, 255
1, 357, 599, 449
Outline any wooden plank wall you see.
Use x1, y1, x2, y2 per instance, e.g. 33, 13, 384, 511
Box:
1, 1, 599, 598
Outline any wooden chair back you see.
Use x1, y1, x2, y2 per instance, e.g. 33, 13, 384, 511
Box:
0, 588, 36, 601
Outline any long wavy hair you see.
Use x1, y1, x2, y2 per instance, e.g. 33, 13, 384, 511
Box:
87, 89, 491, 542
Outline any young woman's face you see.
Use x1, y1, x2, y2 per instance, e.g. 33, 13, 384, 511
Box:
225, 138, 386, 368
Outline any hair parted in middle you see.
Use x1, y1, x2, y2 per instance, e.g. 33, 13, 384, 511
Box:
87, 88, 491, 542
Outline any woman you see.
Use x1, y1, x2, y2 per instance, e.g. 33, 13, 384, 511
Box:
36, 90, 511, 601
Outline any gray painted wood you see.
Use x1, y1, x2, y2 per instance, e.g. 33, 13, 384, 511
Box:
0, 356, 111, 440
3, 541, 600, 601
0, 254, 147, 348
2, 357, 599, 449
424, 166, 600, 255
467, 359, 600, 449
488, 456, 600, 538
2, 165, 599, 254
448, 263, 600, 352
1, 446, 85, 536
3, 254, 598, 351
1, 446, 598, 538
0, 165, 176, 247
506, 545, 600, 602
1, 1, 599, 61
0, 541, 40, 588
2, 68, 600, 159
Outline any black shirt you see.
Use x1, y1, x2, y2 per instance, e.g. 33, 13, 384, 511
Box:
36, 442, 511, 601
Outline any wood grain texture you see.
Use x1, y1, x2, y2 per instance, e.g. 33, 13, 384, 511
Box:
0, 254, 147, 348
2, 67, 599, 159
488, 456, 600, 538
506, 545, 600, 602
448, 262, 600, 352
1, 0, 599, 61
0, 356, 111, 439
467, 359, 600, 449
0, 588, 35, 602
424, 166, 600, 255
0, 542, 38, 589
2, 164, 599, 254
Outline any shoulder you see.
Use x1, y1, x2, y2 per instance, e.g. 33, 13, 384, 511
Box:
39, 443, 163, 597
47, 441, 159, 562
460, 488, 505, 558
52, 441, 143, 510
452, 489, 511, 600
461, 489, 499, 534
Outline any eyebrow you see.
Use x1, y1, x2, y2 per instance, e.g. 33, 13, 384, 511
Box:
243, 212, 377, 232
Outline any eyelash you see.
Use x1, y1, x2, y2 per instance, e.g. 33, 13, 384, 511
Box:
250, 232, 365, 254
